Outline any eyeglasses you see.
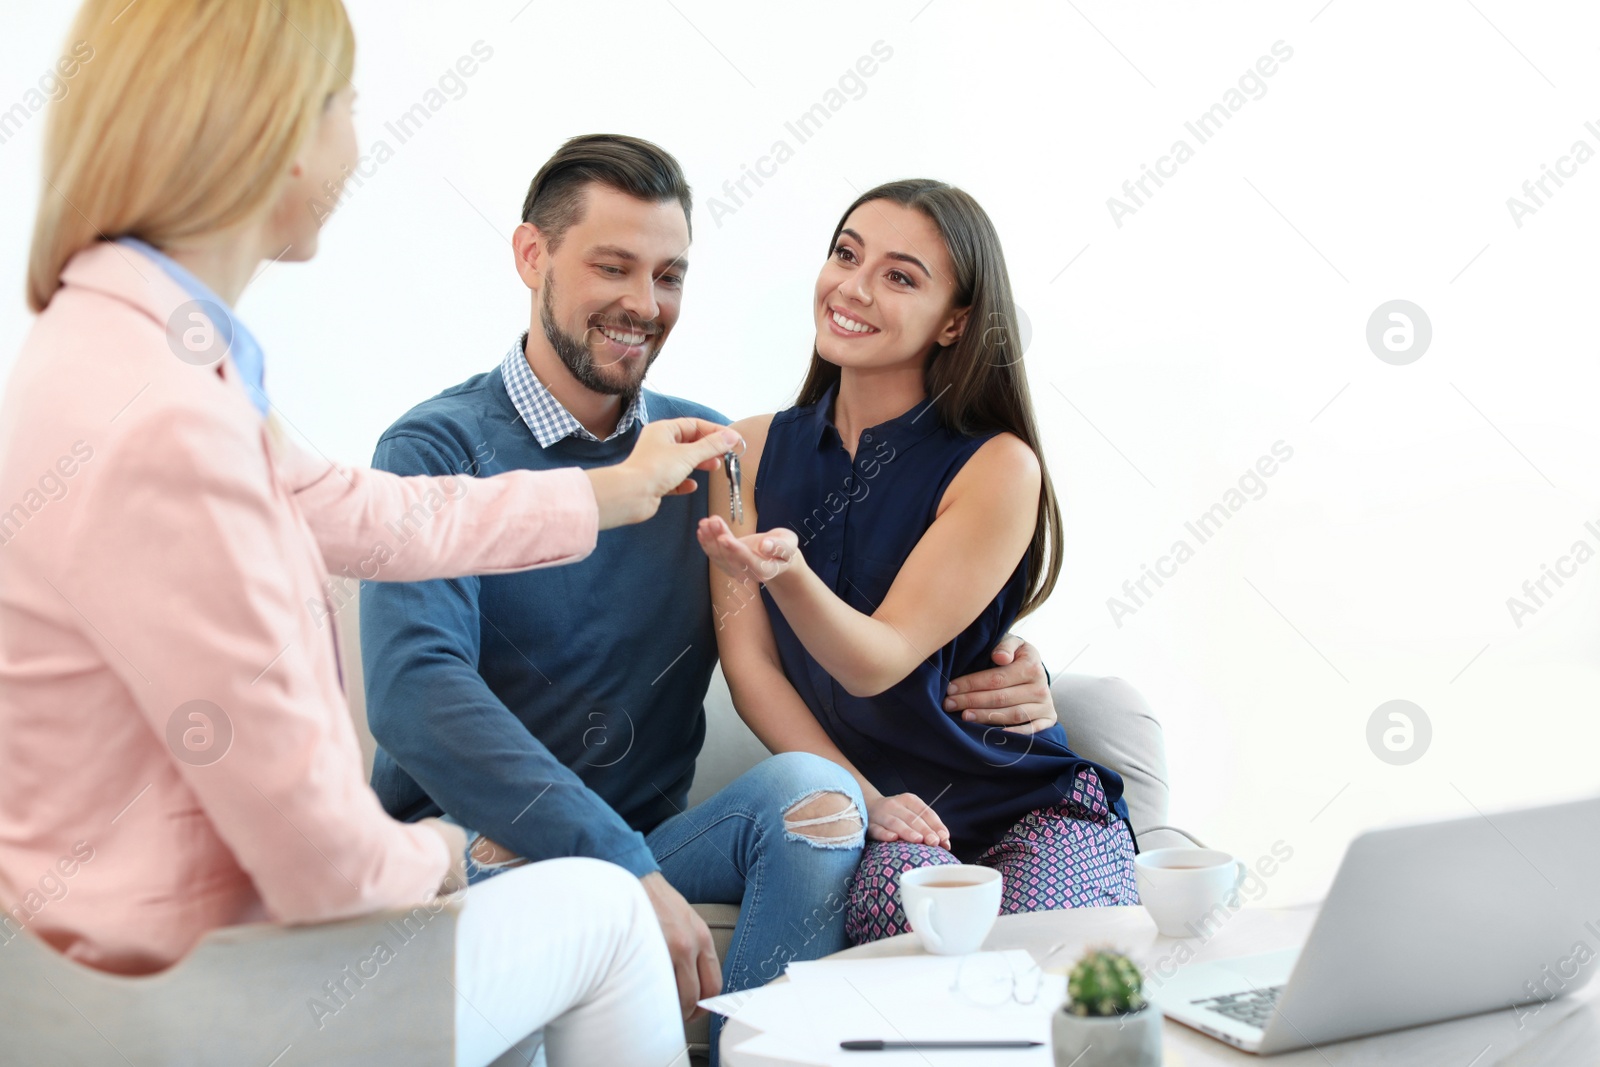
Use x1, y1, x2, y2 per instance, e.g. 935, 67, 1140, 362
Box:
951, 942, 1068, 1008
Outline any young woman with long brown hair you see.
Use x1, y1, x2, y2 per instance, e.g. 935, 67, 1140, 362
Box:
699, 179, 1140, 942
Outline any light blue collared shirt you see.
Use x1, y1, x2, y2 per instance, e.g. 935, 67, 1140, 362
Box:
116, 236, 269, 417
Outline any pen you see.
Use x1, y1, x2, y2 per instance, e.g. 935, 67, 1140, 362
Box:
840, 1040, 1044, 1051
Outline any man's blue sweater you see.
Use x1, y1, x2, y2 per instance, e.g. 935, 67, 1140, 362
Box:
361, 365, 726, 876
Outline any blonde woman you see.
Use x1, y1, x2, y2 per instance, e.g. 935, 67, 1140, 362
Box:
0, 2, 735, 1063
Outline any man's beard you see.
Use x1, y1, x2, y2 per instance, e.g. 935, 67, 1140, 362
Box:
539, 270, 659, 399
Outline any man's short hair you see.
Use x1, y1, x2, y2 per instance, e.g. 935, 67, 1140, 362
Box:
521, 133, 693, 252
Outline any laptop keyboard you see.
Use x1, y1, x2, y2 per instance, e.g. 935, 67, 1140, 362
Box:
1190, 985, 1284, 1030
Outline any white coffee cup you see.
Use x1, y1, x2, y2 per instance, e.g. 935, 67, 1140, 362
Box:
1134, 847, 1248, 938
898, 865, 1002, 955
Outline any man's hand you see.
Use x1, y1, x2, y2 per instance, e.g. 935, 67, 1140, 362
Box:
943, 635, 1056, 735
640, 871, 722, 1021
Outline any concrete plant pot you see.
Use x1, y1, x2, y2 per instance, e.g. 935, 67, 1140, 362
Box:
1052, 1003, 1162, 1067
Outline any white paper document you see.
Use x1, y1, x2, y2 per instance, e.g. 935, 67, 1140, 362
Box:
699, 950, 1066, 1066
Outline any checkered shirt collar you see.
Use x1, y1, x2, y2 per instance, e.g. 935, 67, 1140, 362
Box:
498, 332, 649, 448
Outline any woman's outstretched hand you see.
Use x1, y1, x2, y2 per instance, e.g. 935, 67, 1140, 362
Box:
587, 419, 742, 530
866, 792, 952, 849
696, 515, 802, 585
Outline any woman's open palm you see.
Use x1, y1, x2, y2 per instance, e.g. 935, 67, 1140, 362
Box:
697, 515, 800, 585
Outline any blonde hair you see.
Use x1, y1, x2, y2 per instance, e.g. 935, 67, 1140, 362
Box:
27, 0, 355, 313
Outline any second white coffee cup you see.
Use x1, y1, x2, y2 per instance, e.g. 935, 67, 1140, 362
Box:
899, 865, 1002, 955
1134, 847, 1248, 938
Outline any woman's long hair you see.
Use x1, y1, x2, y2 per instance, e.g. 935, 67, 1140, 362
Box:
796, 179, 1062, 618
27, 0, 355, 312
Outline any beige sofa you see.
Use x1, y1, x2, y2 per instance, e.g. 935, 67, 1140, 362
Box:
0, 593, 1190, 1065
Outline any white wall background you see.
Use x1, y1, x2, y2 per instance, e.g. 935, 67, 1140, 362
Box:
3, 1, 1597, 908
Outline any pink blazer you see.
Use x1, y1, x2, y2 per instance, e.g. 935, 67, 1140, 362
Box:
0, 242, 599, 974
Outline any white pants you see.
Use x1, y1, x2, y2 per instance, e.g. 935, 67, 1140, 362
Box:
453, 856, 688, 1067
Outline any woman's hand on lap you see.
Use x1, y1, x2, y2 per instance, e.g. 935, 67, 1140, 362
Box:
866, 793, 951, 850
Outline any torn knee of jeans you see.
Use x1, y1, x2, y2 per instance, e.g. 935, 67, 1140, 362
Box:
782, 789, 865, 849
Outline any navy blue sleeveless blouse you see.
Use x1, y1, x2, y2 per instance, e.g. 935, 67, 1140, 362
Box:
754, 384, 1131, 860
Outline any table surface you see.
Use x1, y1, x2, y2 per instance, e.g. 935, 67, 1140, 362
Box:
721, 904, 1600, 1066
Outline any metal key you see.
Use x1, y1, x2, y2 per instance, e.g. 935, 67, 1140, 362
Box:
725, 451, 744, 524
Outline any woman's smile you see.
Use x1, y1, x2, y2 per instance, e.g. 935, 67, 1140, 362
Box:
825, 304, 880, 337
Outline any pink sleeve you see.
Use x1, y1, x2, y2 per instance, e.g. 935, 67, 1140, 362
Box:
271, 431, 599, 582
65, 402, 452, 923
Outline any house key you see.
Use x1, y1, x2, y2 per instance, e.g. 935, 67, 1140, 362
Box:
724, 440, 745, 524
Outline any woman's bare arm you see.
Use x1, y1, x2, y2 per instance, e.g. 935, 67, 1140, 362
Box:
706, 415, 950, 847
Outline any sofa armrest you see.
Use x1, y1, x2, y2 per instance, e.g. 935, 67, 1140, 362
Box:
2, 902, 460, 1065
1050, 674, 1170, 837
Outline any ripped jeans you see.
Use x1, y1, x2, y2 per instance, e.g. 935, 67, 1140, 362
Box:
646, 751, 866, 1062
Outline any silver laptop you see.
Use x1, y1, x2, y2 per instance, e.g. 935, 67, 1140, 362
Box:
1149, 796, 1600, 1054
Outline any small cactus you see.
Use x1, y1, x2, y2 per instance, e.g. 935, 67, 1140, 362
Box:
1064, 948, 1147, 1017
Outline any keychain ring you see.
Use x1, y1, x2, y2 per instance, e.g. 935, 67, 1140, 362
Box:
724, 434, 747, 459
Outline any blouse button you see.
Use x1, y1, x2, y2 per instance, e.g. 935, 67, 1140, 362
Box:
863, 432, 873, 442
829, 551, 839, 561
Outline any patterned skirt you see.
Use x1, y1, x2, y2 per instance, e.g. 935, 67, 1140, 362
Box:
843, 766, 1139, 945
